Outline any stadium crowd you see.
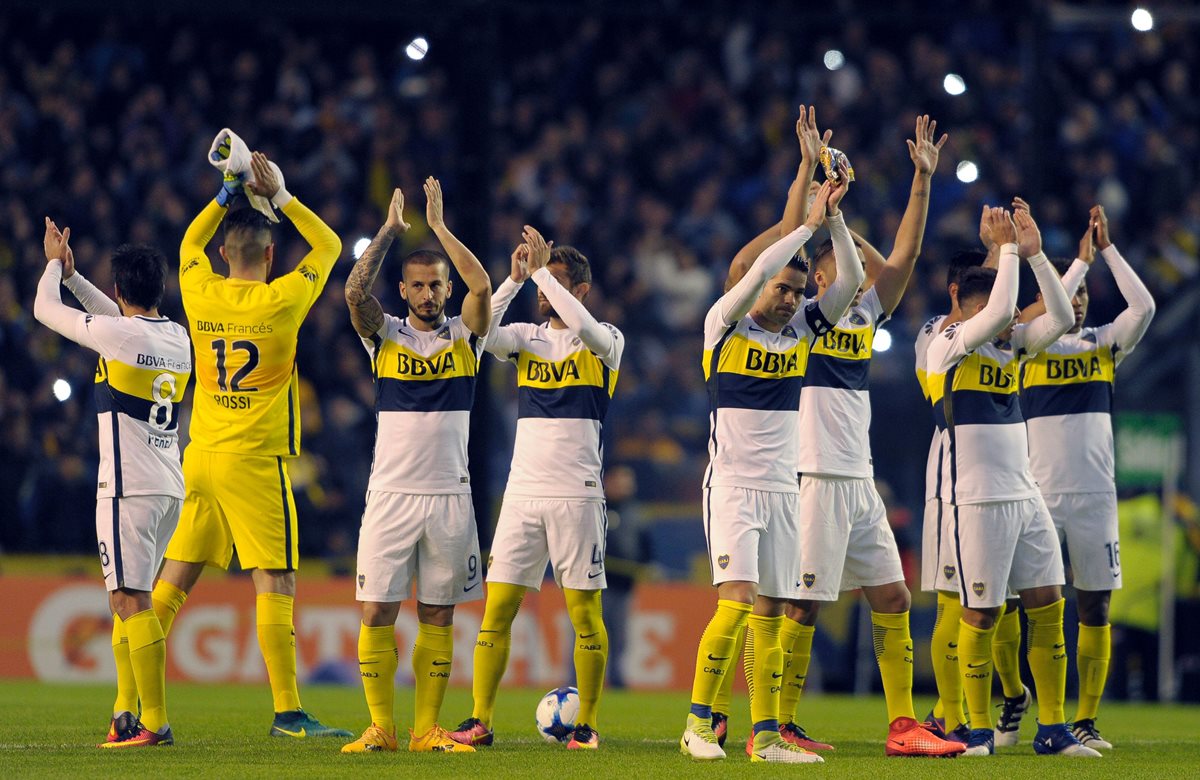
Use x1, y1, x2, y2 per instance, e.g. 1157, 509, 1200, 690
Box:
1, 7, 1197, 559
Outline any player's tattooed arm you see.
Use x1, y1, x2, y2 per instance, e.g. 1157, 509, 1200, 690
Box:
872, 115, 948, 316
345, 188, 408, 338
726, 222, 783, 293
425, 177, 492, 338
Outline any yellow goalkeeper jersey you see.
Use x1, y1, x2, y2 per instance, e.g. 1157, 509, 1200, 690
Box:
179, 198, 342, 457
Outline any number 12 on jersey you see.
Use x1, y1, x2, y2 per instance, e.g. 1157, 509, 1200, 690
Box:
212, 339, 260, 392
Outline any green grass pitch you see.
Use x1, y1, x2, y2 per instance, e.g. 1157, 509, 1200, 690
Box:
2, 681, 1197, 778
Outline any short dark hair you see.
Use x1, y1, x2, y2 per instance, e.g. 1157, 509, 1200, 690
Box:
947, 249, 987, 288
811, 239, 835, 269
111, 243, 167, 310
223, 205, 273, 244
956, 266, 997, 308
786, 254, 809, 273
549, 246, 591, 287
402, 249, 450, 276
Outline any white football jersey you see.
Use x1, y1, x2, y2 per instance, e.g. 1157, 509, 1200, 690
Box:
361, 314, 483, 494
796, 287, 887, 477
915, 314, 947, 502
487, 276, 623, 500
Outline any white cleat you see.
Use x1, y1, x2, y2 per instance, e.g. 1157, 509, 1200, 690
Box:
749, 731, 824, 764
1071, 719, 1113, 750
994, 684, 1031, 747
680, 714, 725, 760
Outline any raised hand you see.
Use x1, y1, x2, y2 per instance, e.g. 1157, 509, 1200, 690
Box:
522, 225, 553, 273
1078, 218, 1096, 266
827, 161, 851, 215
978, 205, 995, 250
384, 187, 410, 234
246, 151, 281, 198
804, 180, 834, 232
1090, 204, 1111, 250
1012, 196, 1032, 215
510, 242, 531, 283
44, 217, 74, 277
1013, 207, 1042, 258
797, 105, 832, 165
907, 114, 948, 175
424, 177, 444, 231
983, 206, 1017, 247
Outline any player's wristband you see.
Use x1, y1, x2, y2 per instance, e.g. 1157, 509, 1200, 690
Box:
271, 187, 294, 208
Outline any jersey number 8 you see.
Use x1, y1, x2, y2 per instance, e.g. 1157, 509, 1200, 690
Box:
150, 373, 176, 431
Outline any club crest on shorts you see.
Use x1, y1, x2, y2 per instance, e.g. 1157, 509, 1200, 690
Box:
943, 565, 956, 580
717, 554, 730, 570
802, 572, 816, 588
972, 581, 985, 597
358, 574, 366, 589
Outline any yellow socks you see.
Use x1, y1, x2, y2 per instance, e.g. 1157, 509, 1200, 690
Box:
1075, 623, 1111, 722
1025, 599, 1067, 725
958, 619, 996, 729
111, 614, 139, 716
778, 620, 812, 724
871, 610, 916, 723
123, 609, 167, 732
743, 614, 783, 734
689, 600, 751, 719
564, 589, 607, 729
931, 592, 966, 729
993, 603, 1024, 698
359, 623, 399, 732
711, 622, 742, 715
471, 582, 525, 726
257, 593, 301, 713
412, 623, 453, 734
151, 580, 188, 637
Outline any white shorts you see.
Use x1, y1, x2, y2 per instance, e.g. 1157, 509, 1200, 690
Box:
920, 499, 960, 593
487, 497, 608, 591
356, 491, 482, 605
1044, 491, 1122, 591
703, 485, 801, 600
950, 496, 1064, 609
96, 495, 182, 592
797, 475, 905, 601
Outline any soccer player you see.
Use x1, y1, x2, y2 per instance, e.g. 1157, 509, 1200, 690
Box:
448, 226, 623, 751
1021, 205, 1155, 749
152, 151, 351, 739
34, 220, 191, 748
340, 179, 490, 754
924, 206, 1099, 757
680, 176, 860, 764
784, 116, 963, 757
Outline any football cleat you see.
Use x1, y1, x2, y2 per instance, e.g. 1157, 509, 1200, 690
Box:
340, 724, 398, 753
949, 724, 972, 744
710, 711, 728, 747
748, 730, 824, 763
270, 709, 354, 738
566, 723, 599, 750
105, 711, 140, 744
780, 721, 835, 751
885, 716, 965, 757
447, 716, 494, 747
994, 684, 1031, 746
1071, 719, 1113, 750
98, 724, 173, 748
1033, 722, 1102, 757
962, 728, 995, 756
922, 712, 948, 740
680, 713, 725, 760
409, 724, 475, 753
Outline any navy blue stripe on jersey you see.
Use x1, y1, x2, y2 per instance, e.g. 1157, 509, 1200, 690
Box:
804, 301, 835, 337
277, 457, 293, 571
1020, 381, 1112, 420
111, 497, 124, 587
943, 389, 1023, 427
709, 372, 802, 412
376, 375, 477, 413
95, 382, 181, 432
705, 323, 736, 489
803, 354, 870, 391
518, 384, 611, 421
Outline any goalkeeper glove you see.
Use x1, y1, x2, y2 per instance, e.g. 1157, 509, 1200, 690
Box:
217, 171, 245, 207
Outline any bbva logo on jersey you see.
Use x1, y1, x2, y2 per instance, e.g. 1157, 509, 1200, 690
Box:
1044, 354, 1105, 381
525, 358, 581, 383
396, 351, 458, 377
976, 362, 1016, 390
743, 345, 798, 375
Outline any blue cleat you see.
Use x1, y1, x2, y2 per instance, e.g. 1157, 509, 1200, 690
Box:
270, 709, 353, 738
962, 728, 994, 756
710, 712, 728, 747
1032, 722, 1102, 757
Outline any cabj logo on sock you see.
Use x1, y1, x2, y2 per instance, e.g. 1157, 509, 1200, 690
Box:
972, 581, 986, 597
717, 554, 730, 570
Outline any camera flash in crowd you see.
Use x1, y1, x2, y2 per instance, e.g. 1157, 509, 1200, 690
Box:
52, 379, 71, 402
956, 160, 979, 183
405, 36, 429, 61
943, 73, 966, 96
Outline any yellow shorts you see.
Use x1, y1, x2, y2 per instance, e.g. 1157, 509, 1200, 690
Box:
166, 449, 300, 571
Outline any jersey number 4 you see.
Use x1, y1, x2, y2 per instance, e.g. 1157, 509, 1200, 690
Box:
212, 339, 260, 392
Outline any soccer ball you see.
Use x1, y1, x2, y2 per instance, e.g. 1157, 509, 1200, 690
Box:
535, 686, 580, 743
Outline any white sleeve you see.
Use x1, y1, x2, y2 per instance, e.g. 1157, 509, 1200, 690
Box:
62, 271, 121, 317
483, 276, 524, 359
34, 260, 126, 356
1059, 258, 1089, 298
812, 211, 866, 329
530, 267, 621, 368
1096, 243, 1156, 355
1012, 252, 1074, 357
716, 225, 814, 326
956, 245, 1019, 352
